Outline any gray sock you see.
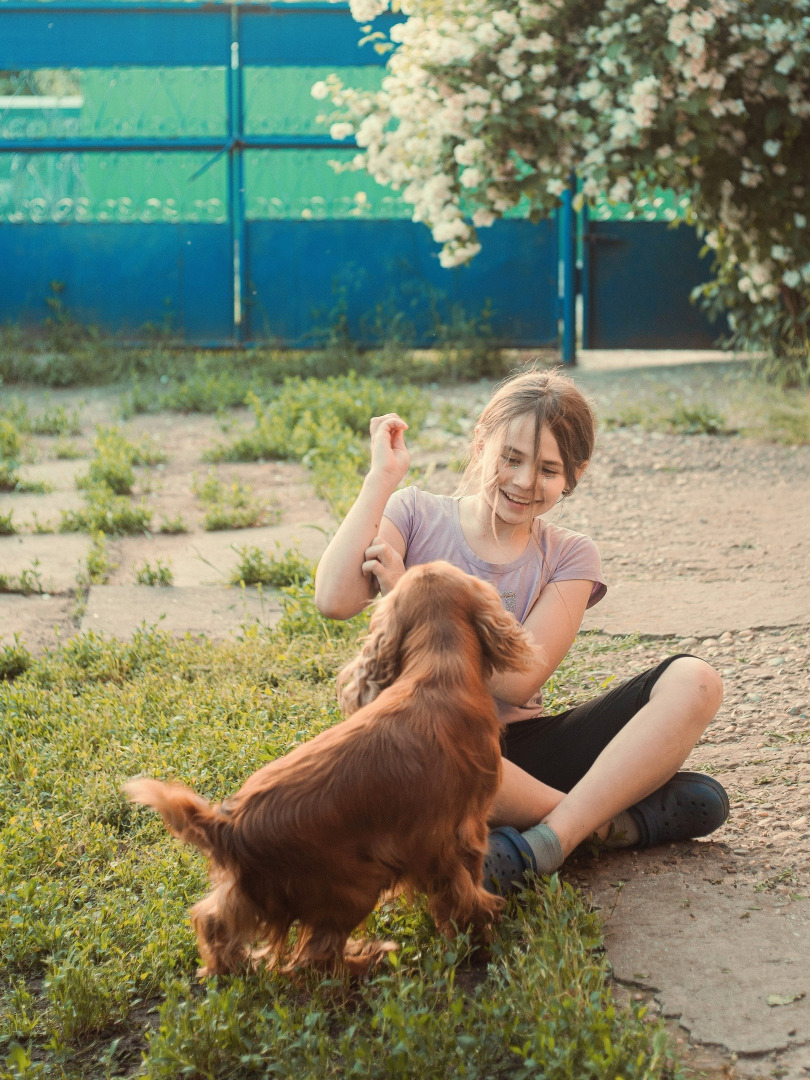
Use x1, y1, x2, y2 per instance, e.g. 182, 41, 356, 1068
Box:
521, 822, 565, 874
603, 810, 642, 849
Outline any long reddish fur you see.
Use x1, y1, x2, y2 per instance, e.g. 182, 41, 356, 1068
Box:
125, 560, 535, 977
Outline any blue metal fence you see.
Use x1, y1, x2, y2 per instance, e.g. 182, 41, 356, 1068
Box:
0, 1, 562, 347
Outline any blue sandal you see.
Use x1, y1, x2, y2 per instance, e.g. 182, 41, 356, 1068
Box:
482, 826, 537, 895
628, 771, 729, 847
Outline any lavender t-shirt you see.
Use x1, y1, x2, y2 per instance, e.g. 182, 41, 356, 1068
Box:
383, 486, 607, 724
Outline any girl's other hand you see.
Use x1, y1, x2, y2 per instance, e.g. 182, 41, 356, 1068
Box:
362, 535, 406, 595
369, 414, 410, 486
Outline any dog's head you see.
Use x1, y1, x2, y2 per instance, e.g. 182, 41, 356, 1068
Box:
337, 561, 536, 715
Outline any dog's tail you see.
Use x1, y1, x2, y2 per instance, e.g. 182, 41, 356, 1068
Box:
124, 777, 231, 858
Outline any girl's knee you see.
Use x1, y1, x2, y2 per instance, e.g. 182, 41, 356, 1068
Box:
669, 652, 725, 712
659, 656, 724, 715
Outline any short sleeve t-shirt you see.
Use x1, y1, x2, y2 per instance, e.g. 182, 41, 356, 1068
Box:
383, 486, 607, 724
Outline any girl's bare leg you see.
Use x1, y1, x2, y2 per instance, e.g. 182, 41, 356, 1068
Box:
488, 760, 566, 831
489, 657, 722, 849
543, 657, 723, 857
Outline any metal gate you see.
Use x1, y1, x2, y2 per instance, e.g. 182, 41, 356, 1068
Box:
0, 1, 560, 348
580, 204, 720, 350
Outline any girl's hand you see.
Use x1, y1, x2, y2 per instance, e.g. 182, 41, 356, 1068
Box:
368, 414, 410, 486
362, 535, 406, 596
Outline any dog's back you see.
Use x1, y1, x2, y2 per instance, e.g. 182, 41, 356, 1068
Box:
124, 561, 532, 975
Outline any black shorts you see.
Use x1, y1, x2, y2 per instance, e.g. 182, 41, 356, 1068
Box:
502, 655, 694, 793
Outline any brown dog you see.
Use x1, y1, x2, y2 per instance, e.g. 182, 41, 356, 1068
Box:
124, 561, 535, 976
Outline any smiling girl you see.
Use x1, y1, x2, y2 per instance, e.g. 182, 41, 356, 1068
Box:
315, 368, 728, 891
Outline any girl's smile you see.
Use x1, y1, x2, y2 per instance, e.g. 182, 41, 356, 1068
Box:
486, 416, 568, 532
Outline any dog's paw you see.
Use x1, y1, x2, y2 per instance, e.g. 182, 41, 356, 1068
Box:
342, 937, 398, 977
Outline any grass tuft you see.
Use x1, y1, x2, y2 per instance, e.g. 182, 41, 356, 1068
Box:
193, 470, 280, 532
134, 559, 174, 587
229, 544, 314, 588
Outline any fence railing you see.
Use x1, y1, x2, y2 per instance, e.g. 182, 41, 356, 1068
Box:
1, 1, 425, 343
1, 1, 716, 351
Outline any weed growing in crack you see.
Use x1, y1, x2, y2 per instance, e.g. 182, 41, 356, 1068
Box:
53, 438, 83, 460
0, 418, 51, 494
229, 544, 314, 588
75, 531, 114, 591
0, 558, 47, 596
29, 402, 83, 437
63, 426, 153, 535
77, 427, 138, 496
60, 489, 153, 536
157, 514, 188, 535
193, 470, 280, 532
204, 374, 428, 518
134, 559, 174, 587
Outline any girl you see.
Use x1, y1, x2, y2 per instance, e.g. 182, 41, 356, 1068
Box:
314, 369, 728, 892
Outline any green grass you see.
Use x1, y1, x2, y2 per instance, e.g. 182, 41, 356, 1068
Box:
59, 426, 154, 536
77, 427, 139, 496
0, 559, 48, 596
0, 398, 82, 439
0, 584, 677, 1079
0, 420, 51, 495
228, 544, 314, 588
156, 514, 188, 536
192, 470, 280, 532
205, 375, 430, 518
28, 403, 83, 438
0, 637, 31, 681
76, 533, 114, 590
133, 560, 174, 587
53, 439, 83, 461
602, 396, 732, 436
597, 363, 810, 445
60, 489, 153, 537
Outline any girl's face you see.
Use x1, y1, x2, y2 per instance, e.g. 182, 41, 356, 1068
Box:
480, 415, 573, 529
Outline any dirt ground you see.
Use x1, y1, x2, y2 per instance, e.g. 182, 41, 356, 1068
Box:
2, 355, 810, 1076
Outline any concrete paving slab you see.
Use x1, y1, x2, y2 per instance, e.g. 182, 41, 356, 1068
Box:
581, 579, 810, 637
80, 584, 283, 641
0, 458, 86, 532
18, 459, 88, 490
581, 846, 810, 1065
0, 594, 77, 650
108, 518, 333, 588
0, 490, 85, 532
0, 532, 92, 593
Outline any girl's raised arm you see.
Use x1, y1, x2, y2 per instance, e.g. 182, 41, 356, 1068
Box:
314, 414, 410, 620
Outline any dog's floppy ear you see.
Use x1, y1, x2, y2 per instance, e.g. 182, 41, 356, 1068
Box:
472, 587, 537, 675
337, 595, 406, 715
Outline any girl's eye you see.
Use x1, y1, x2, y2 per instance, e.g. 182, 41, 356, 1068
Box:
500, 454, 520, 468
543, 470, 559, 479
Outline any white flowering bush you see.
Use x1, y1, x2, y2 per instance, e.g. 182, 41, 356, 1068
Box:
319, 0, 810, 381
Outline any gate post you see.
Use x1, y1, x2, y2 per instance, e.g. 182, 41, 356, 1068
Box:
227, 3, 247, 345
560, 171, 577, 364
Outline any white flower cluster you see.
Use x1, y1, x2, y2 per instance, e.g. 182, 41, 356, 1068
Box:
318, 0, 810, 334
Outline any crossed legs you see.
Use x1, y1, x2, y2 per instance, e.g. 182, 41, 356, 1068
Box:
489, 656, 724, 859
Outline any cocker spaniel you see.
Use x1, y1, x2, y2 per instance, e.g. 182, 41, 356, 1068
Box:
125, 560, 535, 977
